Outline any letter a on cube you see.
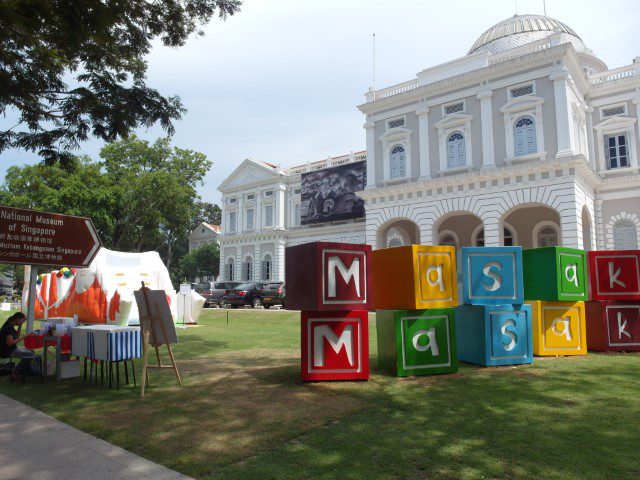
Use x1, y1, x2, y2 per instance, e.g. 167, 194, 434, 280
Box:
461, 247, 524, 305
285, 241, 372, 311
588, 250, 640, 301
301, 310, 369, 381
523, 247, 588, 301
376, 308, 458, 376
372, 245, 457, 310
528, 301, 587, 356
455, 304, 532, 366
586, 301, 640, 351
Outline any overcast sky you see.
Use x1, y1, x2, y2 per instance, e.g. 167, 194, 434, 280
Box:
1, 0, 638, 204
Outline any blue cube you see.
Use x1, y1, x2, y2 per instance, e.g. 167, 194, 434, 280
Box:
461, 247, 524, 305
455, 304, 533, 366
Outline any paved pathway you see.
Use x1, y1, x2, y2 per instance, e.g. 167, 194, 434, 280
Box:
0, 394, 194, 480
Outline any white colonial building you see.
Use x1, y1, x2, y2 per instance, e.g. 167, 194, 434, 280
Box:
219, 14, 640, 282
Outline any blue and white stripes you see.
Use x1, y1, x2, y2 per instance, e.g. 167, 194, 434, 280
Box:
107, 330, 142, 361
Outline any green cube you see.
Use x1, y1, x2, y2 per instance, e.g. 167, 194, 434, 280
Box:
522, 247, 588, 301
376, 309, 458, 377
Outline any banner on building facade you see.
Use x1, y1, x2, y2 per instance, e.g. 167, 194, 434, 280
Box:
300, 161, 366, 225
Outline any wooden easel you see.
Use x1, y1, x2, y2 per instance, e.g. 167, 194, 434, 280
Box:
139, 282, 182, 398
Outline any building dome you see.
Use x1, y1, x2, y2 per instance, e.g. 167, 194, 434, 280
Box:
468, 14, 588, 55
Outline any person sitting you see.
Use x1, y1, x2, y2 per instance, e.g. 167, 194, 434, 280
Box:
0, 312, 35, 359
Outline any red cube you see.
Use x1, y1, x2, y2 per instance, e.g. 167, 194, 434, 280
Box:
285, 241, 372, 311
588, 250, 640, 301
301, 310, 369, 381
586, 301, 640, 351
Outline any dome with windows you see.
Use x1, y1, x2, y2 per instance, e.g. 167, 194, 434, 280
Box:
468, 14, 588, 55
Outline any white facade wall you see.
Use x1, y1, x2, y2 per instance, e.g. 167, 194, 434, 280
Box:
217, 19, 640, 282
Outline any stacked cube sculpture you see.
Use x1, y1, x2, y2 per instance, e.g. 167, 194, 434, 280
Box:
286, 241, 372, 381
455, 247, 533, 366
523, 247, 588, 356
586, 250, 640, 351
373, 246, 459, 376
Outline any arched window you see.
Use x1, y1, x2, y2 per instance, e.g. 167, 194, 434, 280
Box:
503, 227, 515, 246
538, 226, 558, 247
227, 258, 235, 281
613, 221, 638, 250
514, 117, 537, 156
243, 256, 252, 281
390, 145, 406, 179
447, 132, 466, 168
475, 228, 485, 247
439, 232, 458, 249
262, 254, 272, 281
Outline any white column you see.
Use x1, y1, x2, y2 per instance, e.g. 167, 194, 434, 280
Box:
477, 90, 495, 168
219, 248, 225, 282
255, 192, 262, 231
220, 197, 227, 233
237, 194, 244, 234
585, 106, 596, 170
274, 240, 286, 281
254, 243, 261, 282
364, 121, 376, 188
595, 199, 605, 250
416, 107, 431, 178
550, 69, 573, 157
483, 216, 501, 247
632, 96, 640, 169
275, 185, 286, 229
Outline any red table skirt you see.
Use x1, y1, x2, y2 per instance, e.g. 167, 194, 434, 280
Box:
24, 334, 72, 354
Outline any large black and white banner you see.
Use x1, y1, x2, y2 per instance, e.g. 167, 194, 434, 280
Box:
300, 161, 366, 225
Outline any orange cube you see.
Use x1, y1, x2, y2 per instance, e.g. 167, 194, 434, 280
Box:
372, 245, 458, 310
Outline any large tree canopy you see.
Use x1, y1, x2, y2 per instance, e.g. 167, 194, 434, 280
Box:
0, 0, 241, 165
1, 136, 216, 280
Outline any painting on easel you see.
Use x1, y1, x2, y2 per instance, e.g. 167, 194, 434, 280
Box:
135, 283, 182, 397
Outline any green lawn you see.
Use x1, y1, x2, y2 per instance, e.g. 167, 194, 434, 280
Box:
2, 309, 639, 480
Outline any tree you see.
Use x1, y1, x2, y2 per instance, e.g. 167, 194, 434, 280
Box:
1, 136, 212, 273
175, 242, 219, 285
192, 201, 222, 229
0, 0, 241, 165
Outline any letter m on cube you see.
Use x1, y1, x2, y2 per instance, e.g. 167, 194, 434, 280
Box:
301, 310, 369, 381
285, 241, 372, 311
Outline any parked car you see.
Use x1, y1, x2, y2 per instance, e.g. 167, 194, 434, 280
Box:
225, 282, 269, 308
259, 282, 285, 309
195, 281, 240, 307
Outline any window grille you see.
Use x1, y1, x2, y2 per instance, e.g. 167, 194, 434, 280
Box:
388, 118, 405, 129
510, 84, 533, 98
228, 212, 237, 232
265, 205, 274, 226
614, 222, 638, 250
603, 106, 625, 118
246, 209, 254, 230
444, 102, 464, 115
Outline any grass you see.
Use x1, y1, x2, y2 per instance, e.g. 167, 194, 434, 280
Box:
2, 308, 640, 480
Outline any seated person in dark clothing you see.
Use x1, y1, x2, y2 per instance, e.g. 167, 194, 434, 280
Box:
0, 312, 34, 358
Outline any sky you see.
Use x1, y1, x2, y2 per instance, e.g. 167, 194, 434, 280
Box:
0, 0, 638, 204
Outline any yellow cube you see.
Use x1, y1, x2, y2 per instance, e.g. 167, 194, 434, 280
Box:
372, 245, 458, 310
527, 301, 587, 356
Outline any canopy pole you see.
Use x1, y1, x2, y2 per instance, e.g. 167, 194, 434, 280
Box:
26, 265, 38, 333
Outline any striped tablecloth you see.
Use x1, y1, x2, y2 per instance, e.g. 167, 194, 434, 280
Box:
72, 326, 142, 361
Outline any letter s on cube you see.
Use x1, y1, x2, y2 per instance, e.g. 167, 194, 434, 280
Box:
461, 247, 524, 305
285, 241, 373, 311
455, 304, 532, 366
372, 245, 458, 310
301, 310, 369, 381
587, 250, 640, 301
